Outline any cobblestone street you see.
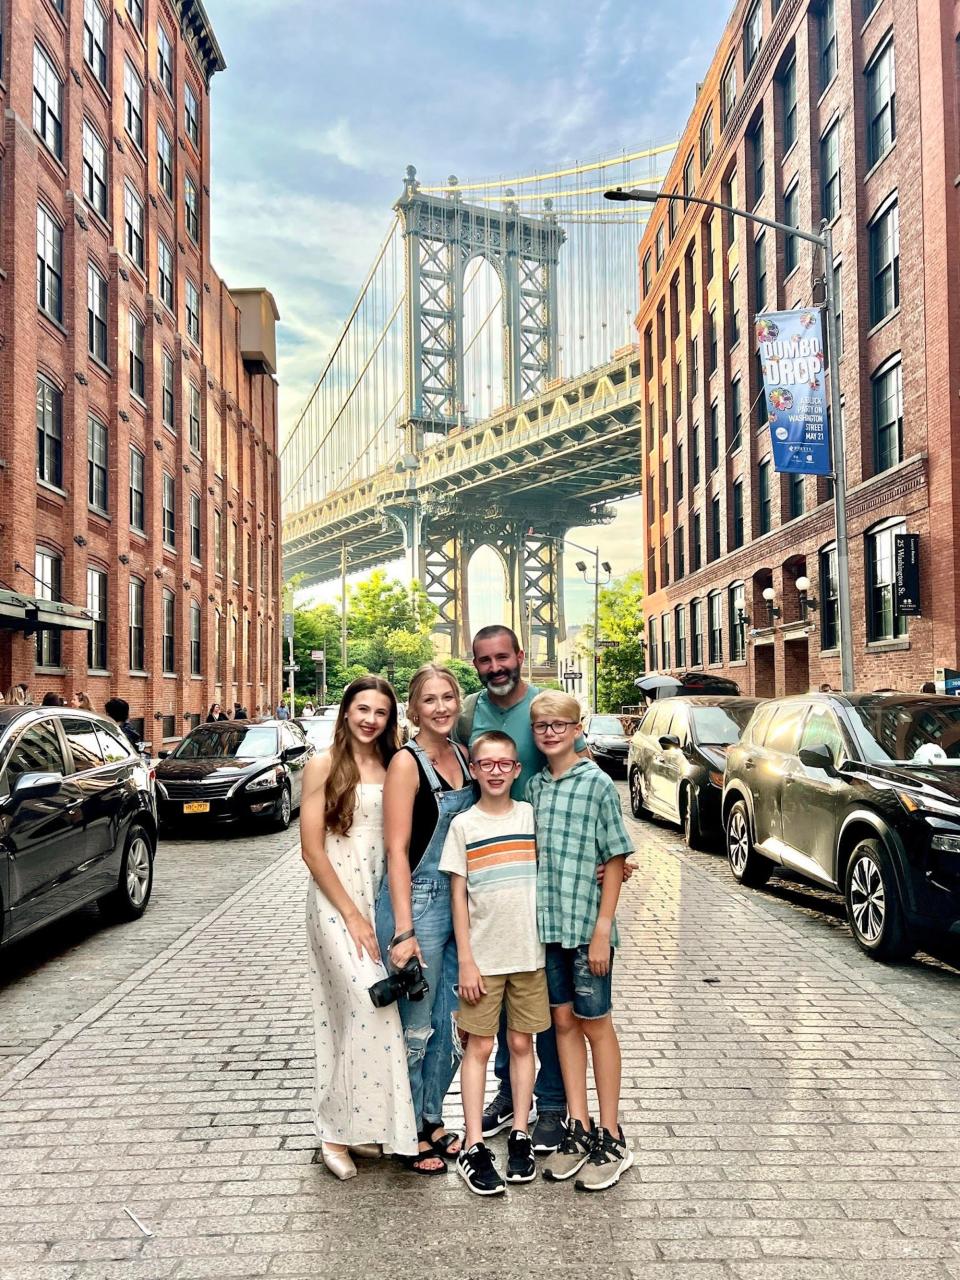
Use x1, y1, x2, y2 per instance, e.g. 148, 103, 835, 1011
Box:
3, 789, 960, 1279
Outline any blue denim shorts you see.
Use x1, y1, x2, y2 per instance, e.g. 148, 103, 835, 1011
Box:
544, 943, 613, 1020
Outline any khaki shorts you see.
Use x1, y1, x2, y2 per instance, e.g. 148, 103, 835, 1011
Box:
456, 968, 551, 1037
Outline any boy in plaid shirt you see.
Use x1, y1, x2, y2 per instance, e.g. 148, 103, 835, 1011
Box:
526, 690, 634, 1192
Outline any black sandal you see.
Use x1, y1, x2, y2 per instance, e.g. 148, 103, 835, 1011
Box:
427, 1124, 462, 1159
395, 1130, 448, 1176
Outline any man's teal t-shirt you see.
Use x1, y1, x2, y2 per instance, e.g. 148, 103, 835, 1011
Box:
466, 685, 587, 800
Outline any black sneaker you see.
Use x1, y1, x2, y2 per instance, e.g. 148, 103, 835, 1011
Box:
506, 1129, 536, 1183
531, 1109, 567, 1154
481, 1092, 514, 1139
574, 1125, 634, 1192
457, 1143, 505, 1196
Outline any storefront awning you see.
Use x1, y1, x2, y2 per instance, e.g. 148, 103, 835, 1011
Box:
0, 590, 94, 634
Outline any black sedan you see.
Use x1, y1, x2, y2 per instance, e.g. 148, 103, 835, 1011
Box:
628, 696, 762, 848
155, 720, 311, 832
0, 705, 157, 948
582, 714, 630, 774
723, 693, 960, 961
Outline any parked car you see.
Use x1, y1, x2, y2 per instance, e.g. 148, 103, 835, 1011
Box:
155, 719, 311, 832
635, 672, 741, 703
0, 705, 157, 949
723, 692, 960, 961
582, 714, 630, 774
295, 716, 336, 753
628, 696, 762, 848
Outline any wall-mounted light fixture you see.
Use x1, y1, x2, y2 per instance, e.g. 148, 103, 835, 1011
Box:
795, 575, 818, 623
762, 586, 781, 627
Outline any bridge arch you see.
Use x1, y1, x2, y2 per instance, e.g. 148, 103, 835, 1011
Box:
461, 255, 505, 423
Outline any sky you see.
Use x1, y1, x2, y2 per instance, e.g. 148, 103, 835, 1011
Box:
205, 0, 732, 627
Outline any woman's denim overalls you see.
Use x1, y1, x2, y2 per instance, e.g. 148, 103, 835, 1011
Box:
375, 740, 474, 1131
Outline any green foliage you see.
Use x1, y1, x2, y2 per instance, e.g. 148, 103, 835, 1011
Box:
346, 570, 437, 638
595, 570, 645, 713
441, 658, 482, 696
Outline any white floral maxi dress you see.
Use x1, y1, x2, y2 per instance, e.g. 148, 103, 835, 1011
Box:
306, 783, 418, 1154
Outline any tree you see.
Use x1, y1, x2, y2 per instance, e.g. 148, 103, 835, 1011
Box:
594, 570, 645, 713
442, 658, 482, 696
346, 570, 437, 638
292, 602, 344, 703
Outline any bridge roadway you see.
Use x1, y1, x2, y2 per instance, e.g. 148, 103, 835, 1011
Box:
282, 350, 643, 587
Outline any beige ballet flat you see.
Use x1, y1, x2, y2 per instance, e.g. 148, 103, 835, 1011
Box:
348, 1143, 382, 1160
321, 1144, 357, 1180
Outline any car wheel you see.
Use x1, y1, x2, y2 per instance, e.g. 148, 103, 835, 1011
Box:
725, 800, 772, 887
629, 768, 646, 819
844, 838, 913, 962
274, 784, 292, 831
100, 824, 154, 921
682, 785, 708, 851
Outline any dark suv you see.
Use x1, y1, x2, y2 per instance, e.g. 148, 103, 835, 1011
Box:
0, 706, 157, 948
723, 693, 960, 961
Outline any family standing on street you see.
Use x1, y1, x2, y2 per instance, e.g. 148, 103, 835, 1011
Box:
300, 625, 635, 1195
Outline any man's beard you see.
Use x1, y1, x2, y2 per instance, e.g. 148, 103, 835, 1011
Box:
480, 667, 520, 697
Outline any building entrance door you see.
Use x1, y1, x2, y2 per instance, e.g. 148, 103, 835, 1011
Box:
753, 644, 775, 698
783, 635, 810, 695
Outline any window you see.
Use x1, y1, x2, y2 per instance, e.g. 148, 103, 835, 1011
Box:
675, 526, 685, 580
729, 582, 746, 661
232, 520, 240, 582
260, 541, 267, 592
708, 591, 723, 664
190, 492, 201, 560
157, 125, 173, 200
188, 383, 201, 451
869, 198, 899, 325
789, 472, 805, 519
129, 578, 145, 670
157, 23, 173, 95
710, 494, 721, 561
744, 1, 762, 75
123, 61, 144, 149
129, 313, 145, 398
700, 108, 714, 169
709, 401, 719, 470
190, 600, 202, 675
863, 0, 878, 14
754, 232, 767, 312
766, 704, 806, 754
214, 508, 223, 575
668, 194, 678, 240
676, 441, 684, 501
683, 150, 695, 200
37, 206, 63, 322
185, 82, 200, 146
83, 0, 107, 85
84, 568, 108, 670
162, 590, 176, 674
674, 605, 687, 667
87, 416, 108, 512
158, 237, 174, 310
758, 459, 772, 534
127, 0, 143, 31
655, 224, 664, 270
732, 478, 744, 547
185, 175, 200, 242
819, 0, 837, 90
783, 183, 799, 274
724, 169, 738, 247
872, 356, 903, 474
162, 473, 176, 549
648, 618, 658, 671
729, 272, 740, 345
36, 376, 62, 487
750, 116, 765, 204
87, 263, 108, 363
721, 59, 737, 126
162, 351, 175, 428
662, 615, 672, 669
866, 37, 896, 166
214, 608, 222, 675
831, 261, 843, 357
692, 510, 702, 571
691, 335, 699, 391
708, 306, 718, 372
35, 549, 62, 667
820, 120, 840, 221
820, 544, 839, 649
731, 379, 743, 453
82, 122, 108, 216
867, 520, 908, 641
691, 599, 704, 665
232, 616, 239, 681
129, 446, 145, 531
642, 252, 651, 297
685, 244, 696, 313
124, 185, 145, 269
782, 56, 797, 151
692, 423, 701, 486
705, 218, 715, 280
185, 278, 200, 343
33, 44, 63, 159
3, 722, 66, 793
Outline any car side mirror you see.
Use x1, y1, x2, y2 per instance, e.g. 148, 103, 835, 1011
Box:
157, 750, 169, 760
798, 744, 836, 774
282, 744, 307, 761
9, 771, 63, 807
659, 734, 681, 750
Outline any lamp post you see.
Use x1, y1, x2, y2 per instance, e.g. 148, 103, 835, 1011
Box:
605, 186, 854, 693
571, 544, 612, 713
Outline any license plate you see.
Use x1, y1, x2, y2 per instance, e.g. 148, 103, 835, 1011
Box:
183, 801, 210, 814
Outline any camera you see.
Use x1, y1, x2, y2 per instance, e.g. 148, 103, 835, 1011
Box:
368, 957, 429, 1008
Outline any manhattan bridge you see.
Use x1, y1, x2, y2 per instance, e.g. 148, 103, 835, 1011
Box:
280, 145, 673, 673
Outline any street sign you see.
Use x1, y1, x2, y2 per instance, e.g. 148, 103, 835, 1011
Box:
283, 612, 294, 640
283, 664, 301, 673
894, 533, 920, 616
310, 649, 325, 662
597, 640, 620, 649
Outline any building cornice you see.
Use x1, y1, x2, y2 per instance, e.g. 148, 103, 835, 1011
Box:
179, 0, 226, 87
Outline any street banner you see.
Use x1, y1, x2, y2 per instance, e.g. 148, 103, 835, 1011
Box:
894, 533, 921, 616
755, 309, 831, 475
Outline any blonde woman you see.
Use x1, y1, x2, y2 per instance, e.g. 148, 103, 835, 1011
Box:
376, 663, 476, 1174
301, 676, 418, 1181
71, 691, 93, 711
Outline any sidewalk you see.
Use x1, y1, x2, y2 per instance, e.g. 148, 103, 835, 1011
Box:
3, 813, 960, 1279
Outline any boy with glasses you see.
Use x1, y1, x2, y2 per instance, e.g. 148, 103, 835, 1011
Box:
527, 691, 634, 1192
439, 730, 550, 1196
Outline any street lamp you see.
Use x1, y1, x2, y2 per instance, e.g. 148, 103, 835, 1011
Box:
762, 586, 781, 628
795, 575, 818, 624
573, 549, 612, 713
606, 185, 854, 692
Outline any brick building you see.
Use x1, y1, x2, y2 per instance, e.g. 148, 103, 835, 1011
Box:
0, 0, 282, 743
639, 0, 959, 697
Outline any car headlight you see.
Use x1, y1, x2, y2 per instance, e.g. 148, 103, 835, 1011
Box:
708, 771, 724, 788
931, 833, 960, 854
246, 768, 281, 792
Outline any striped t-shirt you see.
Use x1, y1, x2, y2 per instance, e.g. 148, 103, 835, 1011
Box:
439, 801, 544, 976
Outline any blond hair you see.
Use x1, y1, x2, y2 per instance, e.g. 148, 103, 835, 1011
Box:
530, 690, 582, 723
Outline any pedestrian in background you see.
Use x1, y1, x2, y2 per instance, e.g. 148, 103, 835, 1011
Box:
105, 697, 140, 751
72, 691, 93, 711
921, 681, 937, 693
276, 701, 290, 721
6, 683, 29, 706
301, 675, 416, 1180
41, 692, 60, 707
207, 702, 228, 722
302, 702, 317, 719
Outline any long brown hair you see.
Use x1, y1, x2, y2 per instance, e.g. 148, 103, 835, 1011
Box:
325, 676, 400, 835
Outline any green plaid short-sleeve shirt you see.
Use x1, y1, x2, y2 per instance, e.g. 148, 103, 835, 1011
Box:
527, 759, 633, 949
